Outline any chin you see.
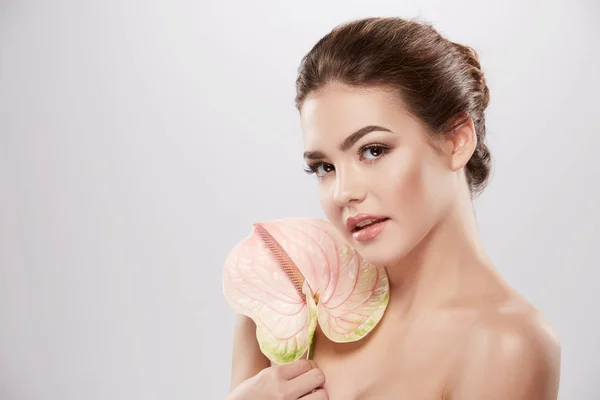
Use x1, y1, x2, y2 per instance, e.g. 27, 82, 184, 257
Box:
345, 228, 409, 268
355, 242, 409, 268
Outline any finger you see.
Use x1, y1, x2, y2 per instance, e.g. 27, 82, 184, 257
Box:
299, 388, 329, 399
286, 367, 325, 399
277, 359, 316, 380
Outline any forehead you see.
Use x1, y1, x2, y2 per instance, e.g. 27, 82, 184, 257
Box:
300, 83, 417, 148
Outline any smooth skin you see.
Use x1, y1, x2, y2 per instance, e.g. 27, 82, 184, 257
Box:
227, 83, 561, 399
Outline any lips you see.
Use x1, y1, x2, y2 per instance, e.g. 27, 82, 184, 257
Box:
352, 218, 389, 244
346, 214, 390, 233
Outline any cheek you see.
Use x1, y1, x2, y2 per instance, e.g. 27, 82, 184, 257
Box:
382, 153, 426, 209
381, 150, 444, 226
318, 183, 341, 223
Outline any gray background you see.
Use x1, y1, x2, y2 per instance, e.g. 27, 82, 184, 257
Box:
1, 0, 598, 399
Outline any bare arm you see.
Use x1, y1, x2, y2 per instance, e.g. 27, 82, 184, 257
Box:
229, 314, 271, 392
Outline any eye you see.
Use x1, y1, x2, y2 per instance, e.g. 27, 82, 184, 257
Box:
315, 162, 334, 177
360, 144, 389, 161
304, 162, 334, 178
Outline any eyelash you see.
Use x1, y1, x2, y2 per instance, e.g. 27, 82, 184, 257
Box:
303, 143, 391, 177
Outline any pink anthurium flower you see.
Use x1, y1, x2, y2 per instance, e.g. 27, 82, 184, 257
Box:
222, 218, 390, 364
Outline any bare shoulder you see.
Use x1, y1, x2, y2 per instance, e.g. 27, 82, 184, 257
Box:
447, 299, 561, 399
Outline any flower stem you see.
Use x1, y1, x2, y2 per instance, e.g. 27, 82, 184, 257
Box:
306, 334, 316, 360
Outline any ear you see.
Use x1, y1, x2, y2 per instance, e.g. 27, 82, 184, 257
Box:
447, 115, 477, 172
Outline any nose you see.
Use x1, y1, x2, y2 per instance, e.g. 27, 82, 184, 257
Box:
332, 167, 366, 207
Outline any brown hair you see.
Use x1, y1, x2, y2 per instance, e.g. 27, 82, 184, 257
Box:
295, 17, 492, 195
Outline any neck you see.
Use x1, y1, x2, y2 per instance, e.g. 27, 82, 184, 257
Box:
384, 188, 496, 315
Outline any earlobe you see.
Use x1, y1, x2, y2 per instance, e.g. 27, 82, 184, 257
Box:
450, 117, 477, 172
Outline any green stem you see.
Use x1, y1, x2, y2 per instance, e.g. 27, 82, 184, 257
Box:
306, 334, 316, 360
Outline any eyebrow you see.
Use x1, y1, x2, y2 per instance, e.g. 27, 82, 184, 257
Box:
303, 125, 393, 160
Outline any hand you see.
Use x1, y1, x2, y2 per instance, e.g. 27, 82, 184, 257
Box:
226, 359, 328, 400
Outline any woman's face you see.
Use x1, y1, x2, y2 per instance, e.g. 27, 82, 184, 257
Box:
300, 83, 458, 267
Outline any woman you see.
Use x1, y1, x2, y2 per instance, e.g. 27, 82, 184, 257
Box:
227, 17, 561, 399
